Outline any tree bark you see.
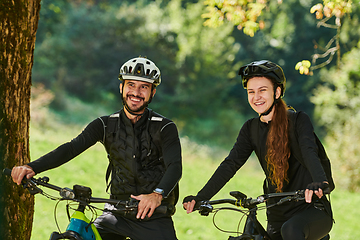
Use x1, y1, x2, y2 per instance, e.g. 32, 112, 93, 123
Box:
0, 0, 41, 239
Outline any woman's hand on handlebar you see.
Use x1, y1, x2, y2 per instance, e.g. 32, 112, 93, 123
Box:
183, 200, 196, 214
131, 192, 162, 219
11, 165, 35, 185
182, 195, 199, 214
305, 182, 329, 203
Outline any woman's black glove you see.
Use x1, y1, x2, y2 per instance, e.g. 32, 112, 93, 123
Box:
182, 195, 202, 210
306, 182, 330, 194
183, 195, 200, 203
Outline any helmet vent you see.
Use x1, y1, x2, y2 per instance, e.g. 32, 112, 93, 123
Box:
118, 57, 161, 86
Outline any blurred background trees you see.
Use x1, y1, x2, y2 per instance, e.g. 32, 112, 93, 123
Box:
30, 0, 360, 191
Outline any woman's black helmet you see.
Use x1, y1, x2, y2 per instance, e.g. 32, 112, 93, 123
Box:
238, 60, 286, 97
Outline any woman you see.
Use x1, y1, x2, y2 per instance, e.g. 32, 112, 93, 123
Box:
183, 60, 333, 240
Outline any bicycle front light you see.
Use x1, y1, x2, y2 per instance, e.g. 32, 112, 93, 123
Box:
60, 187, 75, 199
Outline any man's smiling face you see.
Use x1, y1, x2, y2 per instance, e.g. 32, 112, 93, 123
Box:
120, 80, 156, 114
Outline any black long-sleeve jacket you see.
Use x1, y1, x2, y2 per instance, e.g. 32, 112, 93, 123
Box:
196, 111, 327, 222
28, 108, 182, 201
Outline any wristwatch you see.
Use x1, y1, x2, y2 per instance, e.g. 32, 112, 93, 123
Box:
153, 188, 164, 196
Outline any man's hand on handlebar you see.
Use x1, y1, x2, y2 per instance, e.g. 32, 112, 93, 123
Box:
305, 181, 329, 203
131, 192, 162, 219
11, 165, 35, 185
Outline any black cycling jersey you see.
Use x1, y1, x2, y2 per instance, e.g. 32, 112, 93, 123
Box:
196, 111, 328, 222
28, 108, 182, 199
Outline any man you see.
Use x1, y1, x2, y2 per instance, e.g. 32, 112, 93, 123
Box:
11, 57, 182, 240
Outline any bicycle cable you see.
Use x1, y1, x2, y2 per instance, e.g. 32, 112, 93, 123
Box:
40, 190, 62, 201
210, 202, 272, 236
53, 199, 65, 236
211, 207, 249, 235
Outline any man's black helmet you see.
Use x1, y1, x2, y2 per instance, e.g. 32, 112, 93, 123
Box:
238, 60, 286, 97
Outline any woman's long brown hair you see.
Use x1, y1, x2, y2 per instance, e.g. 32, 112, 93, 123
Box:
266, 98, 291, 192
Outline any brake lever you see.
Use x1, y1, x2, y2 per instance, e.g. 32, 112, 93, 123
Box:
277, 196, 293, 205
198, 201, 213, 216
23, 178, 43, 195
277, 191, 305, 205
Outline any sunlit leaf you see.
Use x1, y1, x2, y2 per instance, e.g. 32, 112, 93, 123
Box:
295, 60, 311, 75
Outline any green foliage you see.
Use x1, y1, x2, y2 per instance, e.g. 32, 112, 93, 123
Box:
202, 0, 268, 37
32, 0, 246, 147
296, 0, 354, 74
34, 1, 177, 104
311, 44, 360, 192
31, 0, 360, 155
156, 0, 244, 147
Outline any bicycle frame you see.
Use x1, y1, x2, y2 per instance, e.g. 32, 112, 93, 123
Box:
240, 206, 270, 240
50, 204, 102, 240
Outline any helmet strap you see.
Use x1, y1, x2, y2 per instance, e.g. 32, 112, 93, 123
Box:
260, 91, 279, 117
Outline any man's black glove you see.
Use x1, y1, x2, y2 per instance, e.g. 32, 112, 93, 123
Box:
306, 182, 330, 194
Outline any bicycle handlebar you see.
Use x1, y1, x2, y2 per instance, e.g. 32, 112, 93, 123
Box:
2, 168, 168, 215
196, 190, 309, 216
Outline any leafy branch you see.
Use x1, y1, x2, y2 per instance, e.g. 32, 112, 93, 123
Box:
296, 0, 353, 75
202, 0, 268, 37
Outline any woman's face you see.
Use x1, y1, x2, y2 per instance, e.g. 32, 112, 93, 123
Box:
246, 76, 281, 116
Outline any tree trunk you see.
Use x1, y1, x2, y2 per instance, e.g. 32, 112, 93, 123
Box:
0, 0, 41, 239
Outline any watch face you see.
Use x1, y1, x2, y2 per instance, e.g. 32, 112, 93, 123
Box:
154, 188, 164, 194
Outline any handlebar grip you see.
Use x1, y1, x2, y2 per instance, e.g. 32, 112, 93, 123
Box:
3, 168, 12, 176
3, 167, 32, 183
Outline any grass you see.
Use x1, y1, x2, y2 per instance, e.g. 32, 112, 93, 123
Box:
29, 122, 360, 240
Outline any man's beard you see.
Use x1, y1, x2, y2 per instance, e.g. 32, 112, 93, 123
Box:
122, 94, 151, 114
